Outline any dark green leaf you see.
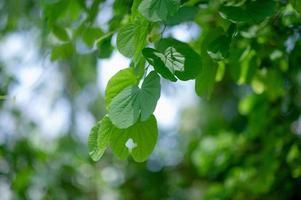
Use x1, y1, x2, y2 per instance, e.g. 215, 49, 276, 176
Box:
142, 48, 177, 81
219, 0, 276, 23
154, 38, 202, 80
165, 6, 199, 25
207, 35, 231, 61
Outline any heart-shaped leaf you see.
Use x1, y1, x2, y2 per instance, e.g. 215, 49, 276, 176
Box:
108, 71, 161, 129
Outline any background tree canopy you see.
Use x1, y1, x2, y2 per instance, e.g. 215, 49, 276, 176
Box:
0, 0, 301, 199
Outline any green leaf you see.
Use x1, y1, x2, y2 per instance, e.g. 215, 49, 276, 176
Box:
116, 18, 149, 58
97, 37, 113, 58
219, 0, 276, 23
88, 116, 112, 161
207, 35, 231, 61
110, 115, 158, 162
51, 42, 74, 61
165, 6, 199, 25
195, 28, 223, 98
138, 0, 180, 22
143, 38, 202, 81
108, 71, 161, 129
195, 56, 218, 98
143, 46, 185, 80
82, 27, 103, 47
52, 24, 70, 41
291, 0, 301, 15
105, 68, 138, 110
142, 48, 177, 81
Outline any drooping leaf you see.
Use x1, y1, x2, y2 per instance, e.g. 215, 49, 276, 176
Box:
105, 68, 138, 110
88, 116, 112, 161
108, 71, 161, 129
219, 0, 276, 23
110, 115, 158, 162
138, 0, 180, 22
116, 18, 149, 58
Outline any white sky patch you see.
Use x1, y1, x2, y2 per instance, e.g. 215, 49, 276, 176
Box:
97, 51, 130, 93
164, 23, 201, 42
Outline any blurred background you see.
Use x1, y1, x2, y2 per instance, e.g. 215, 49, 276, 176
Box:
0, 0, 301, 199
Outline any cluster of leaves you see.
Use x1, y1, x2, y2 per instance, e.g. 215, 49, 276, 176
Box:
87, 0, 301, 163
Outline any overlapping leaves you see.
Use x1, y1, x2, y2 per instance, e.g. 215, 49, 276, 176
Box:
143, 38, 202, 81
108, 71, 161, 129
89, 70, 160, 162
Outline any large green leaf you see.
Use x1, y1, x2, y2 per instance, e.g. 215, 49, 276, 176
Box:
110, 115, 158, 162
116, 18, 149, 58
105, 68, 138, 110
219, 0, 276, 23
88, 116, 112, 161
138, 0, 180, 22
108, 71, 161, 129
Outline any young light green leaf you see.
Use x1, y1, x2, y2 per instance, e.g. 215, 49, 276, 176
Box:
155, 38, 202, 80
219, 0, 276, 23
110, 115, 158, 162
105, 68, 138, 110
138, 0, 180, 22
108, 71, 161, 129
117, 18, 149, 58
88, 116, 112, 161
